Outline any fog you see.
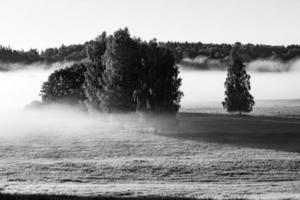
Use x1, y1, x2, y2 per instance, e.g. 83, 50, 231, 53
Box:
0, 61, 300, 138
0, 64, 150, 139
247, 58, 300, 72
180, 58, 300, 107
180, 70, 300, 107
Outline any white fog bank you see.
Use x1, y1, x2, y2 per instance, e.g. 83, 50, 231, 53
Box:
1, 62, 300, 111
180, 58, 300, 107
0, 67, 56, 112
180, 70, 300, 107
0, 61, 300, 138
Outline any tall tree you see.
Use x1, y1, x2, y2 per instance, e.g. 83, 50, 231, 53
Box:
138, 40, 183, 114
222, 42, 255, 115
99, 28, 142, 112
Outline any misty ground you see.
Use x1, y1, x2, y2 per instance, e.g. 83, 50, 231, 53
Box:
0, 112, 299, 200
0, 66, 300, 199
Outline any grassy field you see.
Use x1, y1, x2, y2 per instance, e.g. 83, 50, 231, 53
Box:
170, 113, 300, 152
0, 113, 300, 199
0, 193, 249, 200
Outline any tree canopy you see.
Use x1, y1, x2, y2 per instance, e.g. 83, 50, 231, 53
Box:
83, 28, 183, 113
40, 63, 87, 104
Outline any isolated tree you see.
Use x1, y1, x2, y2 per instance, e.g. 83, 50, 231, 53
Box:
222, 42, 255, 115
40, 63, 86, 104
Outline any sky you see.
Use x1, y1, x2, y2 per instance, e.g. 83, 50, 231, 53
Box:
0, 0, 299, 50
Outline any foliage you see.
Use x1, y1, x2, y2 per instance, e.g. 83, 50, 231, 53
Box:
40, 44, 86, 63
2, 38, 300, 70
83, 28, 183, 113
95, 28, 142, 112
138, 40, 183, 113
83, 32, 107, 110
162, 42, 300, 63
0, 46, 41, 63
40, 63, 87, 104
222, 42, 255, 114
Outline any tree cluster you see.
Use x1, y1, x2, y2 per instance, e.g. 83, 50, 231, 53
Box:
40, 36, 256, 115
85, 28, 183, 113
163, 42, 300, 63
41, 28, 183, 114
40, 44, 86, 62
0, 46, 40, 63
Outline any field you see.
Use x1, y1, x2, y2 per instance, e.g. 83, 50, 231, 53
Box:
1, 106, 300, 200
0, 193, 234, 200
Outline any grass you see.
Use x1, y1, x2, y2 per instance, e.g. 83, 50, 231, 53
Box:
0, 193, 248, 200
166, 113, 300, 152
0, 113, 299, 198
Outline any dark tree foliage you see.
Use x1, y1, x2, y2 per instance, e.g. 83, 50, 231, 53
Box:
83, 32, 107, 110
222, 42, 255, 115
40, 44, 86, 63
83, 28, 183, 113
162, 42, 300, 63
40, 63, 87, 104
2, 40, 300, 69
138, 40, 183, 113
0, 46, 41, 63
99, 28, 142, 112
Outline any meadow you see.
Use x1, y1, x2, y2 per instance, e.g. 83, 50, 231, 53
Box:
1, 110, 300, 199
0, 67, 300, 200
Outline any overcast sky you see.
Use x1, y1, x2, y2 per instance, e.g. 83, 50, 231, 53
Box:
0, 0, 299, 50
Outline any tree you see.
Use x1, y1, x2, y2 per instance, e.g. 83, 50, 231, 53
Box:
222, 42, 255, 115
40, 63, 87, 104
98, 28, 142, 112
138, 40, 183, 114
83, 32, 107, 110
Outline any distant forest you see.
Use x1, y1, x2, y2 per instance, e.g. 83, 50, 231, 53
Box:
1, 39, 300, 69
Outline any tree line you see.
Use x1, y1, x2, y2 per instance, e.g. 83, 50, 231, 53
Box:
40, 28, 254, 116
1, 37, 300, 66
163, 42, 300, 63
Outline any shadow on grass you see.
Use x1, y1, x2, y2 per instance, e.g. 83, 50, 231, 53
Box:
161, 113, 300, 153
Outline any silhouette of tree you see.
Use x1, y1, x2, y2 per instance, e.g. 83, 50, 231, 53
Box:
222, 42, 255, 115
138, 40, 183, 114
